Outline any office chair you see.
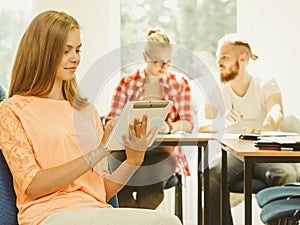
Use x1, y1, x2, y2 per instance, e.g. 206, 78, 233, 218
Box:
228, 172, 268, 208
255, 184, 300, 224
258, 195, 300, 224
0, 149, 18, 225
256, 185, 300, 208
230, 178, 268, 193
0, 149, 119, 225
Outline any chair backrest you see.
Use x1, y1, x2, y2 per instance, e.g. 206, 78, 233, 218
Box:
230, 178, 267, 193
0, 149, 18, 225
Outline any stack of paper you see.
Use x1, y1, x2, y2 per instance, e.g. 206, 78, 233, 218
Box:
239, 131, 298, 141
254, 135, 300, 151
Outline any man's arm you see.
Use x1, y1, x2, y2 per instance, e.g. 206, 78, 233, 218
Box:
246, 93, 284, 133
198, 102, 217, 133
204, 102, 217, 119
262, 93, 284, 130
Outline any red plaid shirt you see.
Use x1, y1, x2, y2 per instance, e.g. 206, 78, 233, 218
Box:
105, 69, 193, 176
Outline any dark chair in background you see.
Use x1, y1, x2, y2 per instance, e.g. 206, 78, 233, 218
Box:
256, 185, 300, 225
230, 178, 268, 193
229, 175, 268, 208
0, 149, 18, 225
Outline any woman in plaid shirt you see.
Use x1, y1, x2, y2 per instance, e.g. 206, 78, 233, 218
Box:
105, 29, 194, 209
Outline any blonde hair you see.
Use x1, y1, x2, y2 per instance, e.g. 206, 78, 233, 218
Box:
145, 29, 170, 53
218, 33, 258, 61
9, 10, 88, 108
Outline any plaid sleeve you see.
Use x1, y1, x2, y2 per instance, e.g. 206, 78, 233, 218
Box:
178, 77, 193, 122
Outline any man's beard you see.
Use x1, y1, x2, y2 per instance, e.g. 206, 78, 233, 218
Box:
220, 61, 239, 83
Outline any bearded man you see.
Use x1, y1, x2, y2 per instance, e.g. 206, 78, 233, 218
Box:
200, 33, 298, 225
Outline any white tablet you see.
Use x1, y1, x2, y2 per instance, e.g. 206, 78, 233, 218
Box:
104, 100, 172, 150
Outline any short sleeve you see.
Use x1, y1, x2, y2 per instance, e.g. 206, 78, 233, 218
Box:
261, 78, 281, 99
0, 103, 40, 191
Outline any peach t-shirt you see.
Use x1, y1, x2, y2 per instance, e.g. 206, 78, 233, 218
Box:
0, 95, 111, 225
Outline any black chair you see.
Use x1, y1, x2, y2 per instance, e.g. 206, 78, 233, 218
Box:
0, 149, 18, 225
256, 185, 300, 224
230, 178, 268, 193
0, 149, 119, 225
259, 197, 300, 224
256, 185, 300, 208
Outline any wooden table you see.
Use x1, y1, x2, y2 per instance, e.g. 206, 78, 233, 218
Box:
220, 137, 300, 225
153, 133, 214, 225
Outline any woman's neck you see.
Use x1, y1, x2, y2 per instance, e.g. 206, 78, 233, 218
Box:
144, 68, 163, 78
47, 82, 65, 100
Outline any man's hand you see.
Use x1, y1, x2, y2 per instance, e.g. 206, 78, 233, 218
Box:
244, 127, 264, 134
226, 109, 244, 124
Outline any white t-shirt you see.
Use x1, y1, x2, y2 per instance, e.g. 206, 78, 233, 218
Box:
221, 76, 280, 133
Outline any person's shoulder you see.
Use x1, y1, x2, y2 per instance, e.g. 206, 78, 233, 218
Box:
80, 102, 100, 116
166, 71, 190, 84
0, 95, 34, 113
252, 75, 279, 88
0, 96, 17, 113
122, 69, 143, 81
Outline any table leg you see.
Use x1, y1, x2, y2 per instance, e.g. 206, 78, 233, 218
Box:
203, 145, 209, 225
221, 149, 228, 225
198, 146, 202, 225
175, 174, 183, 222
244, 157, 253, 225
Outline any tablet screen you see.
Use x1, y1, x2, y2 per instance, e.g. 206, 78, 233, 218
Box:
104, 100, 172, 150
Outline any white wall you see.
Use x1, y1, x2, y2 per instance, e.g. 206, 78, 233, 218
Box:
237, 0, 300, 119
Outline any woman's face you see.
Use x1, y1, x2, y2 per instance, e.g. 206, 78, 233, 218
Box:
144, 45, 172, 77
56, 28, 82, 82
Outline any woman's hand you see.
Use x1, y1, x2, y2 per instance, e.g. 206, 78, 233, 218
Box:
122, 115, 157, 166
